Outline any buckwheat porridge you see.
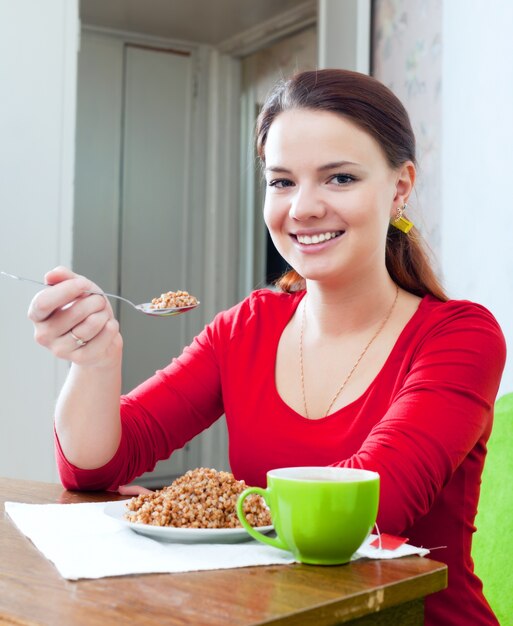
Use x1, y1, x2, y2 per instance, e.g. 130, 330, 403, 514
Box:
150, 290, 198, 309
124, 467, 271, 529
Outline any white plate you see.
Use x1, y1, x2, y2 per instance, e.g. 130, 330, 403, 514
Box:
104, 500, 274, 544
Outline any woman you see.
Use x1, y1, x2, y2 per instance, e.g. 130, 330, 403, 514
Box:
29, 70, 505, 625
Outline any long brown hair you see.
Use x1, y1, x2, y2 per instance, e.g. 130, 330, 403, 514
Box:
256, 69, 447, 301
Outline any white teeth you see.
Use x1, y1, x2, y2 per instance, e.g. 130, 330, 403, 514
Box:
297, 231, 342, 245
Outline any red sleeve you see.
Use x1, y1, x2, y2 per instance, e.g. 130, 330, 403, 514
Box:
55, 319, 225, 491
332, 302, 506, 534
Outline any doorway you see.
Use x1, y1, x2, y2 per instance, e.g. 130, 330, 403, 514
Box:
239, 26, 317, 293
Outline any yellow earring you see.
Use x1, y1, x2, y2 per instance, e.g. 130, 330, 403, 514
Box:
391, 203, 414, 234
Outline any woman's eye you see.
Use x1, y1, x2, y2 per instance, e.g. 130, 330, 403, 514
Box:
330, 173, 356, 185
268, 178, 294, 189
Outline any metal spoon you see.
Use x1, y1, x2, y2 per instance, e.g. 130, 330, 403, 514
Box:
0, 271, 199, 317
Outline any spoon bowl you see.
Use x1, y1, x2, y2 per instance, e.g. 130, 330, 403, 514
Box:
135, 302, 199, 317
1, 271, 199, 317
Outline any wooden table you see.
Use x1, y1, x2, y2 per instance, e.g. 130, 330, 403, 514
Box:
0, 478, 447, 625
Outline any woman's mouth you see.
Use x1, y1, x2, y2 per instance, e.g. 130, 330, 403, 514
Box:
294, 230, 344, 245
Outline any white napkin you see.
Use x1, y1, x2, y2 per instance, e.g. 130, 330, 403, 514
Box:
4, 501, 428, 580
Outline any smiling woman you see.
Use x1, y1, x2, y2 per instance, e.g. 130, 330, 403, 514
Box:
262, 108, 410, 291
256, 70, 446, 301
27, 69, 505, 626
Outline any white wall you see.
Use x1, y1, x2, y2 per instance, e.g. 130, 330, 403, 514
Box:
372, 0, 443, 265
441, 1, 513, 395
0, 0, 78, 480
373, 0, 512, 397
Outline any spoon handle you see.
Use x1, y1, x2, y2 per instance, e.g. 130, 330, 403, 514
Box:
96, 291, 138, 308
1, 271, 47, 286
1, 272, 139, 308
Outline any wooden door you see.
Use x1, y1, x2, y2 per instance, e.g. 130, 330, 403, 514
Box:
119, 44, 197, 481
120, 45, 192, 390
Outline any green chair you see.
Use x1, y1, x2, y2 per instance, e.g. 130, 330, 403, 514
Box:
473, 393, 513, 625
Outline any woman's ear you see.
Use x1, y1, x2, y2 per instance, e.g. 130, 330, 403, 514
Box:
393, 161, 416, 208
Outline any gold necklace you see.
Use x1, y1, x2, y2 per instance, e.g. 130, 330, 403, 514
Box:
299, 284, 399, 418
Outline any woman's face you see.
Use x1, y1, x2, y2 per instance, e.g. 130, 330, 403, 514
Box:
263, 109, 410, 287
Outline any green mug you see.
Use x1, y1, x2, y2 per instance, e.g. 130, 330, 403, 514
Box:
237, 466, 379, 565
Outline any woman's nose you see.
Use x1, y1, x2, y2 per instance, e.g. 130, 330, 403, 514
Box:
288, 186, 327, 221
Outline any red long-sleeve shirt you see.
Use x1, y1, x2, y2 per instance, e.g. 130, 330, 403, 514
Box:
56, 290, 506, 625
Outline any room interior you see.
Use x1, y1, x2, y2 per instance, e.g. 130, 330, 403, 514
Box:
1, 1, 512, 621
2, 0, 511, 481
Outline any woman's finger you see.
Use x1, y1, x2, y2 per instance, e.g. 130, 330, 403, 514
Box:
51, 293, 110, 334
28, 276, 93, 323
69, 318, 122, 367
68, 308, 112, 346
51, 308, 111, 357
117, 485, 154, 496
33, 293, 108, 348
44, 265, 79, 285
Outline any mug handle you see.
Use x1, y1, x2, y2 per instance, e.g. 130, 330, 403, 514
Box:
237, 487, 289, 551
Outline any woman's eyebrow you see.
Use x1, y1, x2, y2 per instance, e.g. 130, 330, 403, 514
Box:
265, 160, 360, 174
265, 166, 291, 174
318, 160, 359, 171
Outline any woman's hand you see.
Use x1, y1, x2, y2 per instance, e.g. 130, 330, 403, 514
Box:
117, 484, 154, 496
28, 266, 122, 368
